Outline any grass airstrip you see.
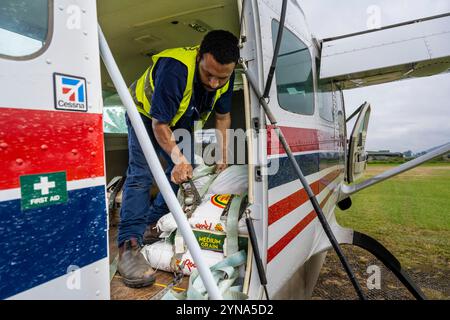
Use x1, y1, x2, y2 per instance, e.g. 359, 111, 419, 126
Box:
337, 163, 450, 270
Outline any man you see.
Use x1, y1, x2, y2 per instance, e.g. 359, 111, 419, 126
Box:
118, 30, 239, 288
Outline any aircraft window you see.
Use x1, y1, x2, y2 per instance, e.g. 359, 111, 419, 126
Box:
317, 89, 334, 122
103, 91, 128, 134
271, 20, 314, 116
0, 0, 50, 58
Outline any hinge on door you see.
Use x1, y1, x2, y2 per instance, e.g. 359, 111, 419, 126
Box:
255, 165, 262, 182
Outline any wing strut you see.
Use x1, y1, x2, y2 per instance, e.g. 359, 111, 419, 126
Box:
240, 0, 367, 300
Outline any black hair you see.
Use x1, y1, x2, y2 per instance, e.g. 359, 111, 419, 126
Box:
199, 30, 239, 65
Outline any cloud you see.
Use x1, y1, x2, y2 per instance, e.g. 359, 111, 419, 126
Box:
301, 0, 450, 38
344, 74, 450, 152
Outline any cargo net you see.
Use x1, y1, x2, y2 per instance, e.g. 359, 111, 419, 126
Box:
312, 245, 450, 300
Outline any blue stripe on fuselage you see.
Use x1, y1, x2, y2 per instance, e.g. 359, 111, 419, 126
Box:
268, 152, 342, 189
0, 185, 107, 299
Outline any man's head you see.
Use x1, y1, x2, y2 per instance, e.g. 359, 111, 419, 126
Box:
197, 30, 239, 92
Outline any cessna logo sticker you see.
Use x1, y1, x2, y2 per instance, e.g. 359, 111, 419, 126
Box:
54, 73, 88, 112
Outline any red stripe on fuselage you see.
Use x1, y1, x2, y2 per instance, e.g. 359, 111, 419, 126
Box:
269, 169, 341, 225
267, 125, 336, 156
0, 108, 105, 190
319, 168, 342, 192
267, 189, 335, 263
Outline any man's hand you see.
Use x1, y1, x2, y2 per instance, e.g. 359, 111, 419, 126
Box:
171, 162, 193, 184
152, 119, 193, 184
215, 163, 228, 174
215, 112, 231, 175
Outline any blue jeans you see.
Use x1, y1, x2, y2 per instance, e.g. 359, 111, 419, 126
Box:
118, 114, 189, 246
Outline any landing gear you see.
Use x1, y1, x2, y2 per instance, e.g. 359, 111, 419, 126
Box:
337, 197, 352, 211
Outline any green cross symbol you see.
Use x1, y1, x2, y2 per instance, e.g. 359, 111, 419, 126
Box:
20, 172, 68, 210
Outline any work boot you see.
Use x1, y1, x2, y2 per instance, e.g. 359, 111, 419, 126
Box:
118, 238, 156, 288
143, 222, 162, 245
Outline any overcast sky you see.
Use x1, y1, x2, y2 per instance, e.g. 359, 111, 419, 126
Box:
301, 0, 450, 153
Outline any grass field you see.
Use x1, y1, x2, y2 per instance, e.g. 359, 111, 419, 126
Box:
316, 163, 450, 299
336, 163, 450, 271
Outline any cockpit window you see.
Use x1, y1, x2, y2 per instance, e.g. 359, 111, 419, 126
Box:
271, 20, 314, 116
0, 0, 51, 58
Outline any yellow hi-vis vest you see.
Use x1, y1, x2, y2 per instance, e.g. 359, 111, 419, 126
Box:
130, 46, 231, 128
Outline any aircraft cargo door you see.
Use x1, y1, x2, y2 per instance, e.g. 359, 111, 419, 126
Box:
0, 0, 109, 299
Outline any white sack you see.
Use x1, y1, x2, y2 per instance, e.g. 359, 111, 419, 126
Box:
157, 194, 248, 236
208, 165, 248, 195
143, 240, 224, 275
189, 194, 248, 235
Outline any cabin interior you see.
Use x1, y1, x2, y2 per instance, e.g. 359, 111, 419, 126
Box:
97, 0, 253, 299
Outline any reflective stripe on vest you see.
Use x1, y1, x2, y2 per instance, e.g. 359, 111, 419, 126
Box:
130, 46, 230, 128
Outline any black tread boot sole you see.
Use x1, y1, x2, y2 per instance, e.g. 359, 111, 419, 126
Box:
118, 239, 157, 288
121, 274, 156, 288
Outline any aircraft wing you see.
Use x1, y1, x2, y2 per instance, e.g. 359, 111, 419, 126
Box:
319, 13, 450, 89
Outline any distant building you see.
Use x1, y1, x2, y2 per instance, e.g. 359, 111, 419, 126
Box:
410, 151, 449, 161
403, 150, 413, 158
367, 150, 405, 161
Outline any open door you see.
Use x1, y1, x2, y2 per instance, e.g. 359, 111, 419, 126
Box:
347, 103, 371, 183
0, 0, 109, 299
